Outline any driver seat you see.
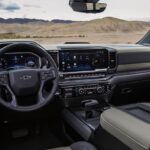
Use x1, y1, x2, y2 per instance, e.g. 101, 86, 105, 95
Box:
49, 141, 97, 150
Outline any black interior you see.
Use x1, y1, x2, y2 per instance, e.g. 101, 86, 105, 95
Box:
0, 41, 150, 150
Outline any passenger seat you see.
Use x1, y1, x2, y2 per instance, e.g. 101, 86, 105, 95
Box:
100, 103, 150, 150
49, 141, 97, 150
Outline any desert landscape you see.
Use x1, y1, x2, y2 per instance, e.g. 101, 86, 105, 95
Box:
0, 17, 149, 44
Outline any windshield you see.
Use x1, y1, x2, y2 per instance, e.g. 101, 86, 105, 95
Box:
0, 0, 149, 44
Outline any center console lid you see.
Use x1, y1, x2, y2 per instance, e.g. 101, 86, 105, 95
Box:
100, 103, 150, 150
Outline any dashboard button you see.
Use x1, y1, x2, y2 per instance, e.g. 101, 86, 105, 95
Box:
78, 88, 85, 95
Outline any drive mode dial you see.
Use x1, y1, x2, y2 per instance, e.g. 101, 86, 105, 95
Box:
78, 88, 86, 95
97, 86, 105, 94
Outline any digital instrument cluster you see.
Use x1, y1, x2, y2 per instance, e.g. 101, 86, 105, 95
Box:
59, 49, 109, 72
0, 52, 40, 70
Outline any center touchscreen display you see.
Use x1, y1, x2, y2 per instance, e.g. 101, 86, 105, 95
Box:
59, 50, 108, 72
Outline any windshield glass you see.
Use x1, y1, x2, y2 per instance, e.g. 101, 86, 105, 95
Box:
0, 0, 149, 44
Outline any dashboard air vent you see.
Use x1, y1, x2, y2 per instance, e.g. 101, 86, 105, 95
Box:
48, 51, 58, 66
109, 52, 116, 69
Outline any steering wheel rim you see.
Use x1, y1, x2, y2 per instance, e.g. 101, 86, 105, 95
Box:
0, 43, 59, 112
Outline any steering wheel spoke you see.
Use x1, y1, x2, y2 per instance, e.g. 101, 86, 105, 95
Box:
6, 85, 18, 107
10, 95, 18, 107
37, 81, 45, 104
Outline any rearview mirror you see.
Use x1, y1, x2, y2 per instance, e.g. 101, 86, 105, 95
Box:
69, 0, 107, 13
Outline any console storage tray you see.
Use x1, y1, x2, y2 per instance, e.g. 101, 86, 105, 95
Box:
121, 103, 150, 123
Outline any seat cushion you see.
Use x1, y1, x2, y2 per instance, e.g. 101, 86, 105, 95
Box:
49, 141, 97, 150
100, 104, 150, 150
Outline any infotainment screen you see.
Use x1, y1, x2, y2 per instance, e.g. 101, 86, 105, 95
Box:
59, 49, 108, 72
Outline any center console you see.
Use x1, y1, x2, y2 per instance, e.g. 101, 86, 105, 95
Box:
58, 47, 117, 141
62, 99, 109, 141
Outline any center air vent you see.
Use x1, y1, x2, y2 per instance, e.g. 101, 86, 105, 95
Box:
109, 51, 117, 69
48, 51, 58, 66
61, 72, 106, 80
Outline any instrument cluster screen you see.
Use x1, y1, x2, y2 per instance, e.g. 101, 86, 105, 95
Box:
0, 53, 40, 70
59, 50, 108, 72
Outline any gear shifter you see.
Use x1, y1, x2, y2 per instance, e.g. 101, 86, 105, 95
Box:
81, 99, 100, 119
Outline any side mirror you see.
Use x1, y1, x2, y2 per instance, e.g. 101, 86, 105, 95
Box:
69, 0, 107, 13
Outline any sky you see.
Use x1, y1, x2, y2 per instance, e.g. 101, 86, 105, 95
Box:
0, 0, 150, 21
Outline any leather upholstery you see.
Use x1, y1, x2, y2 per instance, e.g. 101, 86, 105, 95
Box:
49, 141, 97, 150
100, 104, 150, 150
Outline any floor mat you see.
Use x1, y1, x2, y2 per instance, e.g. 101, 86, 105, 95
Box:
0, 122, 66, 150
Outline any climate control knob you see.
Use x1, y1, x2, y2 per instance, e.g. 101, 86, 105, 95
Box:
97, 86, 105, 94
78, 88, 86, 95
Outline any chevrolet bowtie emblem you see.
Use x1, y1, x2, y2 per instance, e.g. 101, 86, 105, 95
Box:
20, 75, 32, 80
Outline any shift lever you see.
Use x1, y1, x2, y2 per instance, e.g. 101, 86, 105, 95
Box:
81, 99, 100, 119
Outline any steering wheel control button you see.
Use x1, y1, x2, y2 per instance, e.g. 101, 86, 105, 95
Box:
0, 73, 8, 85
41, 69, 56, 81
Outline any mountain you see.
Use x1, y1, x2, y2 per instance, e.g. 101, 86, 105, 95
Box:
0, 17, 149, 37
0, 18, 50, 24
63, 17, 150, 34
51, 19, 75, 24
0, 18, 75, 24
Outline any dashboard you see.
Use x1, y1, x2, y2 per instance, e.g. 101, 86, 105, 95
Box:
49, 44, 150, 107
0, 52, 41, 70
1, 41, 150, 107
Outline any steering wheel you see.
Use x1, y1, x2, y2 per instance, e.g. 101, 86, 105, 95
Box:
0, 43, 59, 112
